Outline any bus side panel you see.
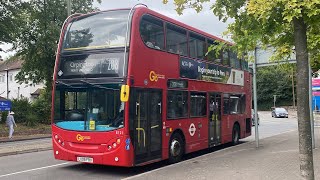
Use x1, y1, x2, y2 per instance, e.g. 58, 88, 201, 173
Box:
163, 118, 209, 155
220, 115, 231, 144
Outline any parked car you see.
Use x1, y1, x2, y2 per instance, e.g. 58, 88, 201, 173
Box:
251, 109, 260, 126
271, 107, 288, 118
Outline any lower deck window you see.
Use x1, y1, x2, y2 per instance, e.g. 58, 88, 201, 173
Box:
190, 92, 207, 117
167, 90, 188, 119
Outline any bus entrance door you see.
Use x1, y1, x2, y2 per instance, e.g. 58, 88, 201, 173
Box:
209, 93, 221, 147
131, 89, 162, 165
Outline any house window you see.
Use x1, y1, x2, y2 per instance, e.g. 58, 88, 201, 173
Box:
0, 75, 4, 83
9, 74, 13, 82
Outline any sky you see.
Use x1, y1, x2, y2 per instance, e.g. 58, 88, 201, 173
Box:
0, 44, 14, 60
0, 0, 230, 60
95, 0, 229, 36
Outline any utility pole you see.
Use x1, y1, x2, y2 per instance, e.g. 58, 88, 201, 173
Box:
309, 63, 315, 149
292, 68, 295, 108
6, 69, 9, 99
67, 0, 71, 16
253, 47, 259, 148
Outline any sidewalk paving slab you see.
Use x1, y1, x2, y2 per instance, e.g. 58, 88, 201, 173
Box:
0, 134, 51, 143
124, 129, 320, 180
0, 134, 52, 157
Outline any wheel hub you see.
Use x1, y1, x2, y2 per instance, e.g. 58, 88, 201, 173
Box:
170, 139, 181, 157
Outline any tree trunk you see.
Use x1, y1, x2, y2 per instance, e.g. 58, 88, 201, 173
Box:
293, 17, 314, 179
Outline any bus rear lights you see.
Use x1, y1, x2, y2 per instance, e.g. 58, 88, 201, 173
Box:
113, 142, 117, 148
108, 145, 112, 150
116, 139, 121, 144
115, 157, 119, 162
55, 135, 58, 139
55, 151, 59, 155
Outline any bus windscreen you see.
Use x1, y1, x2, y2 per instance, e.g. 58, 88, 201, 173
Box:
54, 86, 124, 132
62, 10, 129, 51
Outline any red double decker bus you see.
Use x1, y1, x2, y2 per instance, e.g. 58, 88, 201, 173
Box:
52, 6, 252, 167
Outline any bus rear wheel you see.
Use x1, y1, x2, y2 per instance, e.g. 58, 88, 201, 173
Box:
232, 124, 240, 145
168, 133, 184, 163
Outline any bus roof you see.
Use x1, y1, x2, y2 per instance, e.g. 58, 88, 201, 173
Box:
134, 7, 233, 46
69, 6, 233, 46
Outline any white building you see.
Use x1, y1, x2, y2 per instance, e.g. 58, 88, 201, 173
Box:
0, 59, 44, 101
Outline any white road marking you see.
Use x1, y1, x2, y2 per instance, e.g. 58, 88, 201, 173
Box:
0, 162, 69, 178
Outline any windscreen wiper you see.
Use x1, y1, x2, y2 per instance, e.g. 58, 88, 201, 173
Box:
55, 80, 73, 88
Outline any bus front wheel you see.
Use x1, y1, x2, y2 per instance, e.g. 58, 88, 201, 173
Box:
168, 133, 184, 163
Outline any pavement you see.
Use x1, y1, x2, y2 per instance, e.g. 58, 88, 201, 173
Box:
0, 134, 52, 157
125, 128, 320, 180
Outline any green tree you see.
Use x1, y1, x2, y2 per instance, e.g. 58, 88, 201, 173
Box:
257, 65, 295, 110
1, 0, 101, 89
165, 0, 317, 178
0, 0, 26, 44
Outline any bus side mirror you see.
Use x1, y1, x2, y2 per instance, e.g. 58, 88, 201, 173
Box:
120, 85, 130, 102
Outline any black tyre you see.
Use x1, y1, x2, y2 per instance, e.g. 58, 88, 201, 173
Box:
168, 133, 184, 164
232, 124, 240, 145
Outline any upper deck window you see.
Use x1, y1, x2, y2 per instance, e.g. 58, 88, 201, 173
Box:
222, 50, 230, 66
166, 23, 187, 56
140, 15, 164, 50
230, 51, 241, 69
206, 39, 222, 64
189, 33, 206, 59
63, 10, 129, 51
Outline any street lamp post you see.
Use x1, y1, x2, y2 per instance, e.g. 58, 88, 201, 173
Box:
5, 69, 9, 99
291, 68, 296, 108
67, 0, 71, 16
253, 47, 259, 148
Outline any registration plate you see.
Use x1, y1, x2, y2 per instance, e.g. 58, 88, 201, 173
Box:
77, 156, 93, 163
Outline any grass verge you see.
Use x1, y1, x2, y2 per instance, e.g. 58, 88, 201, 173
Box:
0, 123, 51, 137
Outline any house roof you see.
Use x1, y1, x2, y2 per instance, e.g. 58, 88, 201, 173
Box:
31, 88, 43, 96
0, 96, 9, 101
0, 59, 23, 72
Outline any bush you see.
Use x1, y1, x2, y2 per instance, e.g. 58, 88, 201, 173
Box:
25, 113, 38, 127
32, 90, 51, 124
8, 89, 51, 126
11, 97, 32, 123
0, 111, 8, 124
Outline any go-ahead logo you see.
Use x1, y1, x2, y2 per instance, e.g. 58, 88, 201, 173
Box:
149, 71, 165, 82
76, 134, 91, 141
